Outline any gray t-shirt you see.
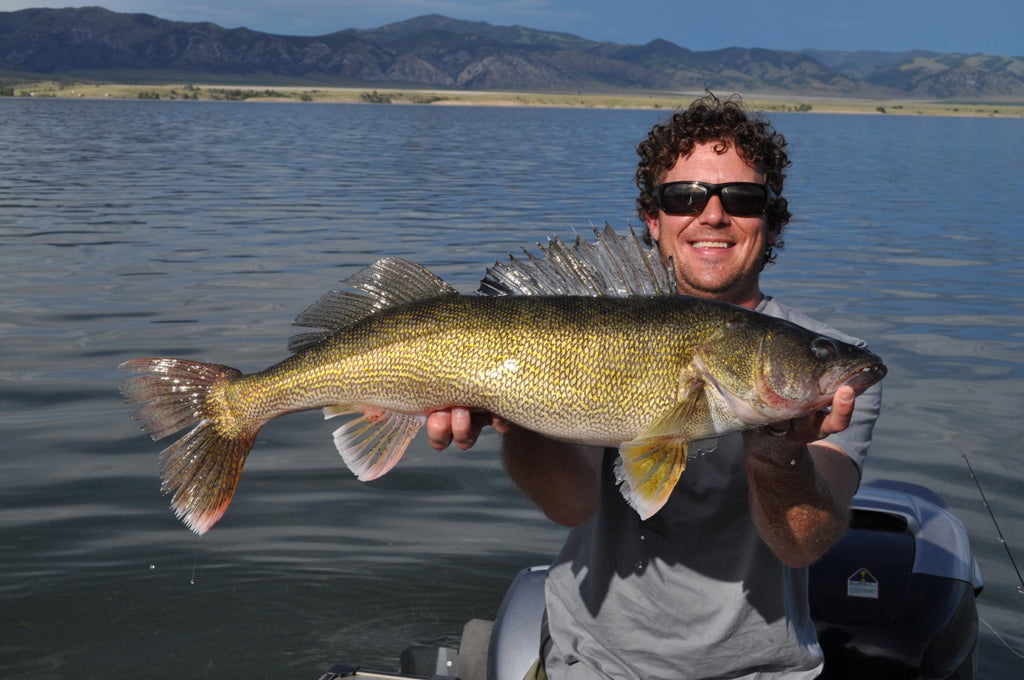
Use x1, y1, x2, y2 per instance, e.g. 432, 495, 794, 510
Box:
542, 297, 882, 680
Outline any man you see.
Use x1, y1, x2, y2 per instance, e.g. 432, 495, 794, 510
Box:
427, 95, 882, 679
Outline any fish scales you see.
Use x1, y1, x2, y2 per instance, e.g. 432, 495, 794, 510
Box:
236, 295, 699, 444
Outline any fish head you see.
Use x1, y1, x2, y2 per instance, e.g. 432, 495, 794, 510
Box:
699, 309, 887, 424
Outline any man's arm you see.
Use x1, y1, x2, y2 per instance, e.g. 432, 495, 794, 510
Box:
500, 426, 603, 527
426, 408, 603, 527
742, 385, 861, 568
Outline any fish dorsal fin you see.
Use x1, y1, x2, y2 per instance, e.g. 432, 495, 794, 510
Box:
479, 223, 676, 297
289, 257, 457, 352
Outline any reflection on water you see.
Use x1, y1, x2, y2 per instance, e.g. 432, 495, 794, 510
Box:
1, 99, 1022, 678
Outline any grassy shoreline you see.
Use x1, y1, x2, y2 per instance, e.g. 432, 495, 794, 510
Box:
6, 80, 1024, 117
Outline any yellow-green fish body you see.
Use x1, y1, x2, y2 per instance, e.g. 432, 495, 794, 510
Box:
253, 294, 723, 443
122, 248, 885, 535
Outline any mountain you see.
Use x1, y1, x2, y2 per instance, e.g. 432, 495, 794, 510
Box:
802, 48, 1024, 98
800, 49, 946, 80
2, 6, 1023, 99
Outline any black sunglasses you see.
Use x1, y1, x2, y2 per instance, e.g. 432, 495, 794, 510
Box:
655, 181, 772, 217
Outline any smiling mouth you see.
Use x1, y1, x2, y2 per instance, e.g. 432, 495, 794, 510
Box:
691, 241, 732, 249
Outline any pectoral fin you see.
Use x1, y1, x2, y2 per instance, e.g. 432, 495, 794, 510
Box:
614, 436, 689, 520
614, 387, 708, 520
325, 407, 426, 481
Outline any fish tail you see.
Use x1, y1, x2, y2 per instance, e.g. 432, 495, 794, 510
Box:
119, 358, 255, 535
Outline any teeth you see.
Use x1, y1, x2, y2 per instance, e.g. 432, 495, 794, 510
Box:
693, 241, 730, 249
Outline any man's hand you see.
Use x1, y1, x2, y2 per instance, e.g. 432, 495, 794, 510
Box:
425, 407, 510, 450
761, 385, 857, 444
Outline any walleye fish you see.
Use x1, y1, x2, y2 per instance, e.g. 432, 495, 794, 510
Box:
120, 227, 886, 534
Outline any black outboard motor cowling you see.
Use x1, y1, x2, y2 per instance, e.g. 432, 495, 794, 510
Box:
809, 480, 983, 679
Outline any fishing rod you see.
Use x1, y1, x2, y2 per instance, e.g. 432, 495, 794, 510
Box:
961, 452, 1024, 594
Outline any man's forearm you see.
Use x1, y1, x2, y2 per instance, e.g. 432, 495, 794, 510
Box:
501, 426, 603, 527
744, 436, 859, 567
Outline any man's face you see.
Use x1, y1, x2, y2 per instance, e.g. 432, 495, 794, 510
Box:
644, 142, 776, 309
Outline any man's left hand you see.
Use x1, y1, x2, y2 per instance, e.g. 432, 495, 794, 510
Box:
763, 385, 856, 444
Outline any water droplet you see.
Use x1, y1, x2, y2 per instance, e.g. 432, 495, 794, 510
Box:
190, 541, 200, 585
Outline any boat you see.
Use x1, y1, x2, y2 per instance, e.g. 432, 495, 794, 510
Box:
319, 479, 983, 680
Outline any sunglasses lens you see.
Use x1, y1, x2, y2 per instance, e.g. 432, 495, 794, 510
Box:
720, 185, 769, 217
657, 182, 769, 217
658, 184, 708, 215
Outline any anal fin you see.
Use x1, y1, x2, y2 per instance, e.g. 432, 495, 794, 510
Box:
325, 407, 426, 481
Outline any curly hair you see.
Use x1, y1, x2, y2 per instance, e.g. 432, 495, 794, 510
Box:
635, 94, 792, 266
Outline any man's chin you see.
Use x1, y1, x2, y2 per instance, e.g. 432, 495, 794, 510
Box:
673, 271, 761, 305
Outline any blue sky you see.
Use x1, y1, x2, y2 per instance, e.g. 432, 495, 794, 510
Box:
2, 1, 1021, 56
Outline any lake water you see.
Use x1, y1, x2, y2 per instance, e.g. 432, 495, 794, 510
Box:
2, 98, 1023, 679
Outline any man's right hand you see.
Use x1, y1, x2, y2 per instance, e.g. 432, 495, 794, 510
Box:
425, 407, 511, 451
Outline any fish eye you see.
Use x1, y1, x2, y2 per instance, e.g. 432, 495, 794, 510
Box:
811, 338, 838, 361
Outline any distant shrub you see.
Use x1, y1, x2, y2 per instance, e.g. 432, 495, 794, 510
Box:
212, 89, 249, 101
206, 88, 290, 101
360, 90, 393, 104
406, 93, 446, 104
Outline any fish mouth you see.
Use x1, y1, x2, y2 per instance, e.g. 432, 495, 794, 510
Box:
841, 362, 887, 393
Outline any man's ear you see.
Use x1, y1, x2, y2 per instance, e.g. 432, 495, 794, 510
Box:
643, 212, 660, 242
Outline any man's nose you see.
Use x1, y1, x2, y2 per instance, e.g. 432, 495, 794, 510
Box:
698, 194, 729, 224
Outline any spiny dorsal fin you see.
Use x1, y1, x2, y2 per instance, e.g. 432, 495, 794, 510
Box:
479, 223, 676, 297
289, 257, 457, 352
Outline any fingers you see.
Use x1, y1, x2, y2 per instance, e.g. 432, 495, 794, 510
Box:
425, 407, 510, 451
489, 413, 512, 436
451, 407, 478, 449
426, 410, 454, 450
820, 386, 855, 437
